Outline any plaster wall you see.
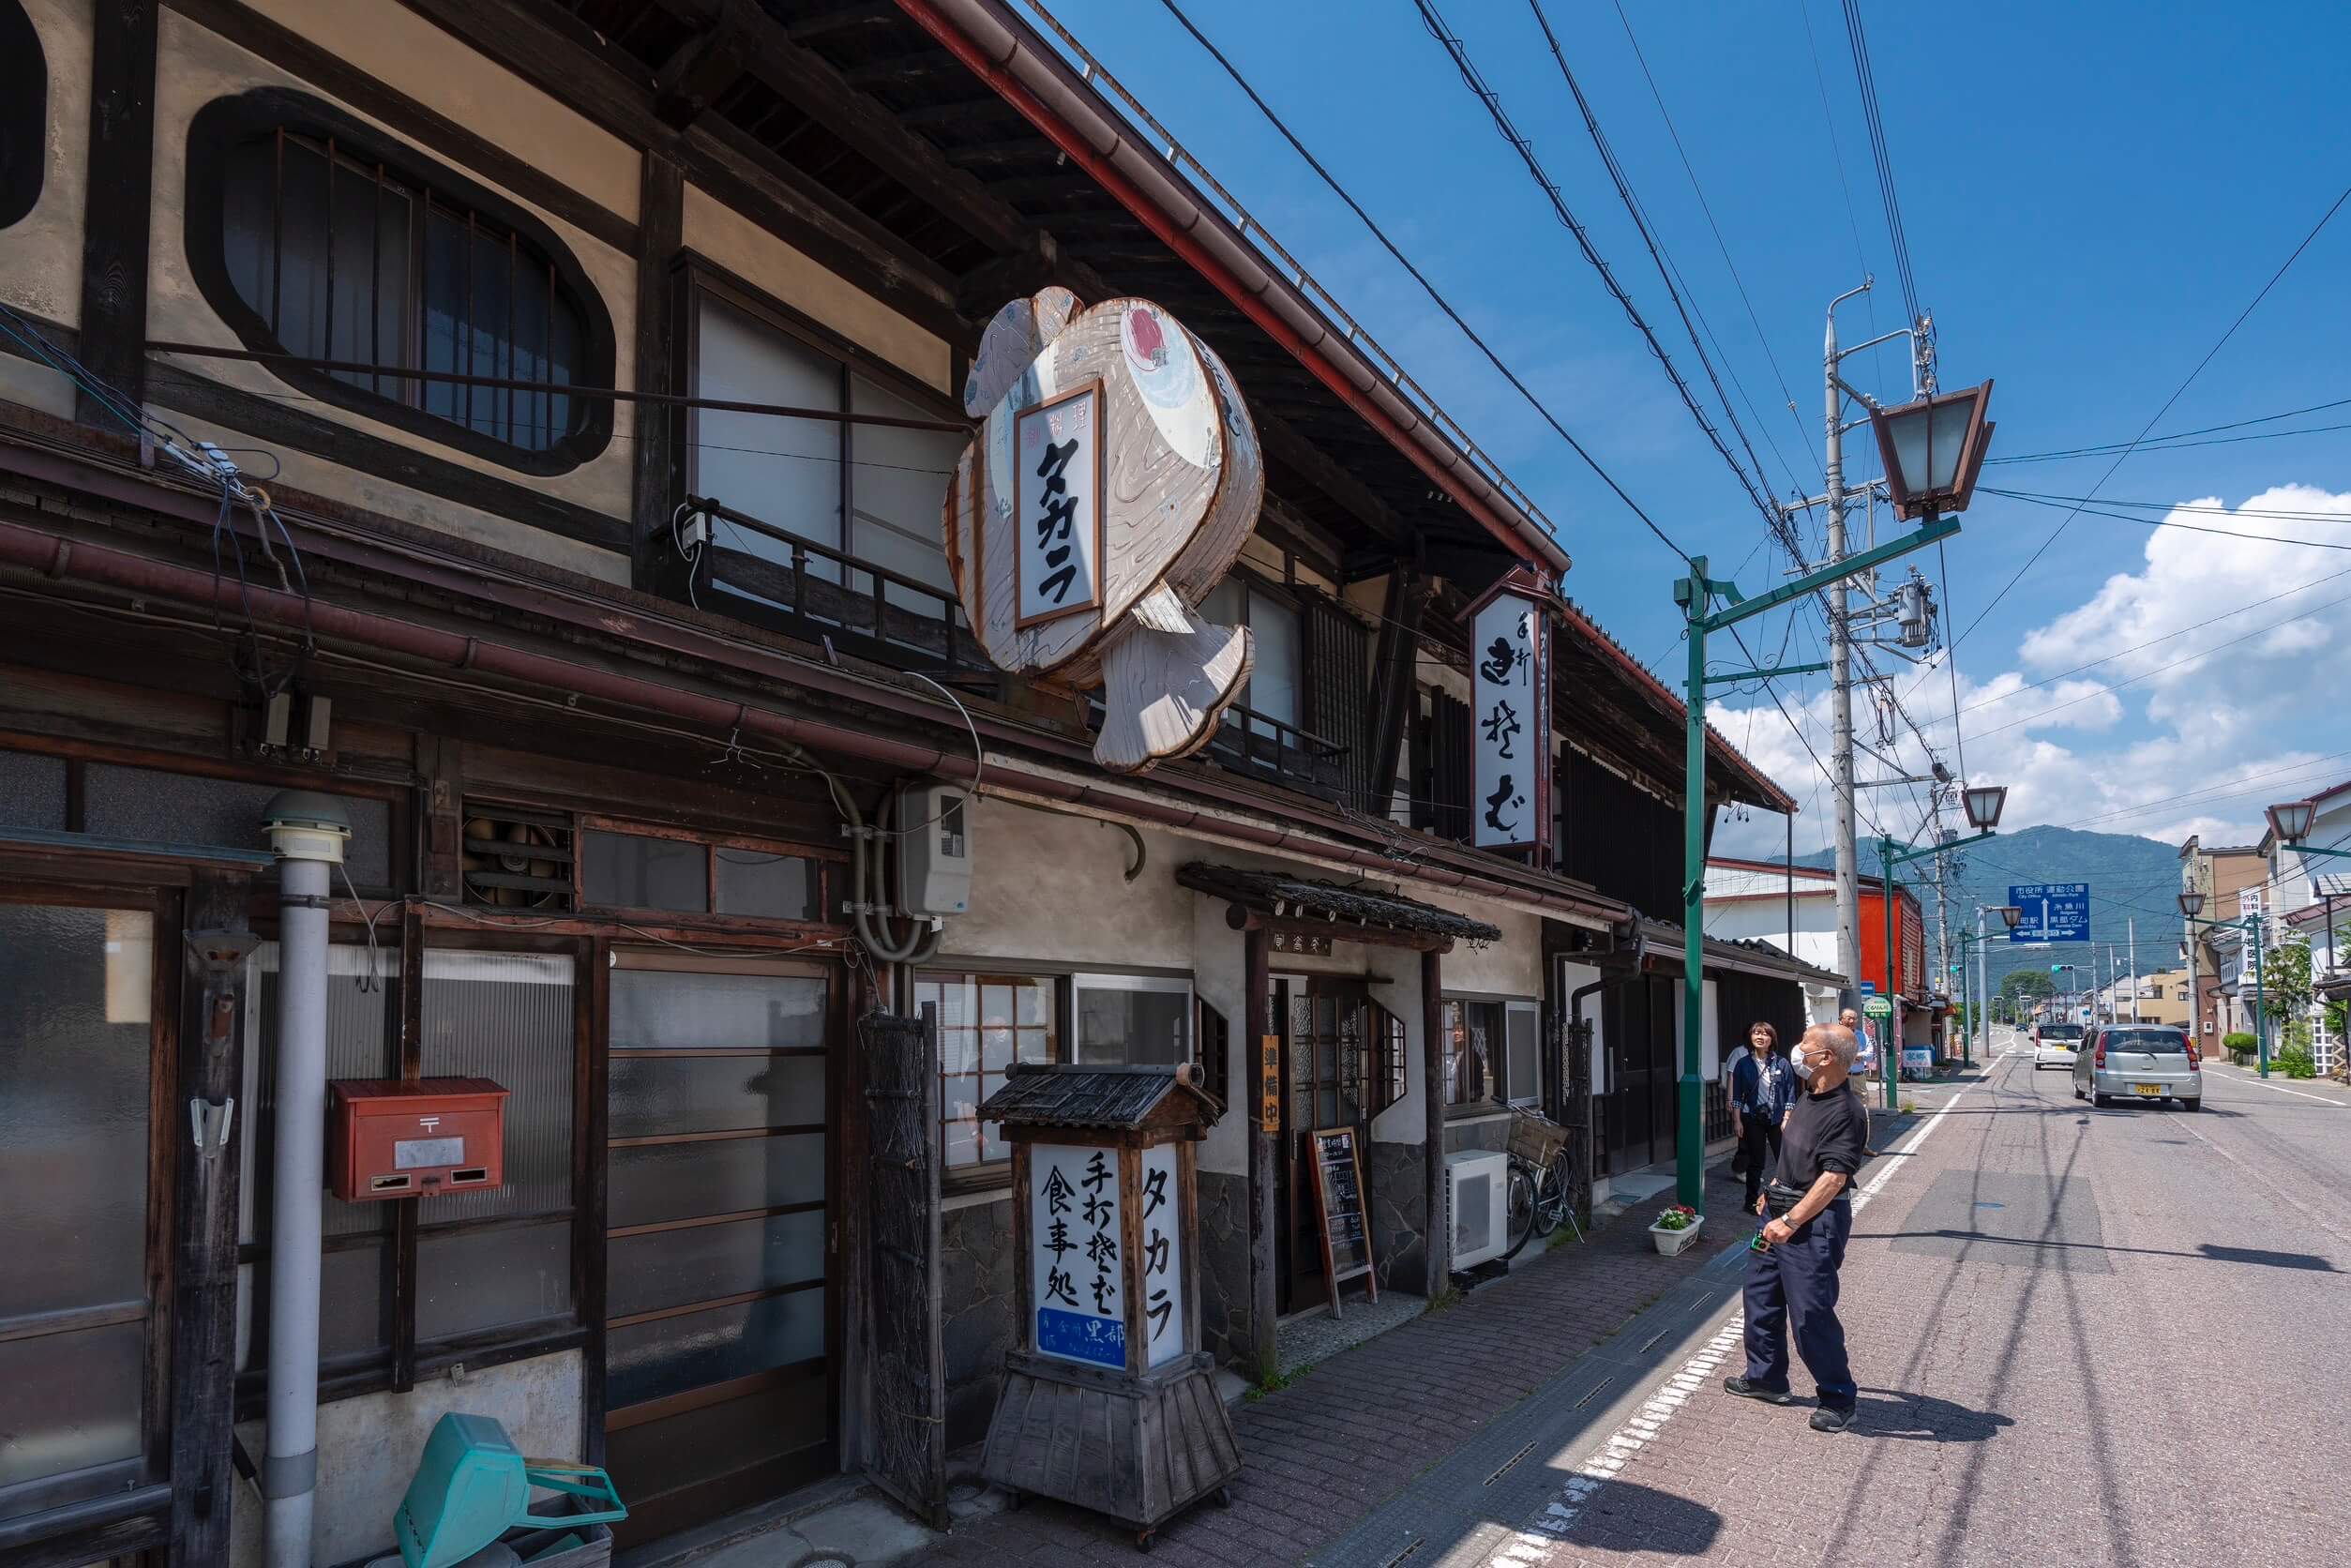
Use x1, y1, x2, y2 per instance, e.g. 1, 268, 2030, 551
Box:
4, 0, 91, 328
145, 8, 637, 535
228, 1349, 582, 1568
683, 182, 951, 394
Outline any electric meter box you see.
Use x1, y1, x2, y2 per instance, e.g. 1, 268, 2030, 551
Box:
328, 1077, 509, 1202
896, 781, 972, 917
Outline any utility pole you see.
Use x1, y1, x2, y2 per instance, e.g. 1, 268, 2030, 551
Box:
2130, 917, 2139, 1022
1824, 287, 1863, 999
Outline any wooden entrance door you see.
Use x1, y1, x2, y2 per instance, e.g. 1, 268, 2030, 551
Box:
1273, 975, 1370, 1316
602, 954, 836, 1546
1604, 975, 1678, 1175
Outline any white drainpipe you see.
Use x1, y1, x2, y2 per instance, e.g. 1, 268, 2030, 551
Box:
260, 792, 352, 1568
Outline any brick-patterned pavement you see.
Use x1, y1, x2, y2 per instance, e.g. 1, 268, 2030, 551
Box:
907, 1168, 1754, 1568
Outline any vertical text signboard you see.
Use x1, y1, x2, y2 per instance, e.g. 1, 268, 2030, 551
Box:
1140, 1142, 1184, 1368
1013, 381, 1105, 628
1469, 579, 1551, 852
1031, 1144, 1125, 1369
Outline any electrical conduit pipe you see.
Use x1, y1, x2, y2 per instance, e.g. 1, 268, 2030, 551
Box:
260, 792, 352, 1568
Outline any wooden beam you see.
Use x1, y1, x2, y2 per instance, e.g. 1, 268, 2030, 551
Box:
1258, 413, 1408, 543
1366, 569, 1427, 821
168, 869, 255, 1568
1422, 947, 1448, 1291
785, 2, 902, 44
76, 0, 161, 427
1244, 923, 1275, 1381
942, 136, 1058, 169
630, 153, 686, 587
651, 2, 757, 129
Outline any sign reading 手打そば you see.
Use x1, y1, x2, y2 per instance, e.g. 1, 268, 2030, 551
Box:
1030, 1143, 1125, 1370
1465, 571, 1553, 853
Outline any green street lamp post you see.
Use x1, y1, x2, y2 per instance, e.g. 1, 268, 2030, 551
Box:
1954, 902, 2023, 1066
1873, 785, 2009, 1108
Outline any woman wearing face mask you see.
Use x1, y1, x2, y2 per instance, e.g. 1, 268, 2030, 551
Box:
1727, 1022, 1793, 1213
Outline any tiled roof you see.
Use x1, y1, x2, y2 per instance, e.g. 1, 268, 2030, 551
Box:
1176, 863, 1504, 943
978, 1063, 1222, 1130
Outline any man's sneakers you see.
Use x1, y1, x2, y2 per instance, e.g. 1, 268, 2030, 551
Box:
1722, 1377, 1794, 1405
1810, 1404, 1857, 1433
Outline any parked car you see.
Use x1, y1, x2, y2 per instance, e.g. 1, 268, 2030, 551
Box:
2072, 1025, 2200, 1108
2032, 1022, 2084, 1069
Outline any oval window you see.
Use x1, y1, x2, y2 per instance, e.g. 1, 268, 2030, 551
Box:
0, 0, 46, 231
185, 89, 613, 475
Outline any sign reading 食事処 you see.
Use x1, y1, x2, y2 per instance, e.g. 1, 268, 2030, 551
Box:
1030, 1143, 1124, 1370
1460, 568, 1555, 854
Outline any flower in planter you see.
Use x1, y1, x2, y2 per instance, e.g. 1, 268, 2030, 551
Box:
1654, 1203, 1698, 1231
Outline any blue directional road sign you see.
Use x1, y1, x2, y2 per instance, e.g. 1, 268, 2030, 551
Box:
2008, 882, 2090, 942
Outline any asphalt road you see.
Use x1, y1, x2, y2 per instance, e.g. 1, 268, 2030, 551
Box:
1475, 1029, 2351, 1568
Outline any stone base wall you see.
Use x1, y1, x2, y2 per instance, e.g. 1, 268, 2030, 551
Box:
1365, 1139, 1427, 1296
941, 1196, 1017, 1452
1197, 1168, 1251, 1370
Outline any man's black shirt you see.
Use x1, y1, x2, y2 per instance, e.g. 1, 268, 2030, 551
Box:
1779, 1081, 1867, 1190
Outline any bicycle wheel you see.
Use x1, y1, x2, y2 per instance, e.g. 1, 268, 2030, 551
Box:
1531, 1150, 1567, 1236
1502, 1163, 1537, 1259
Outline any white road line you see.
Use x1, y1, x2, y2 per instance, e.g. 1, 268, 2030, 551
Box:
2208, 1066, 2343, 1105
1484, 1074, 1979, 1565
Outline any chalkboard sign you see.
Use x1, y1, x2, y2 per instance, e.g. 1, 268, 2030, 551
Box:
1307, 1125, 1378, 1318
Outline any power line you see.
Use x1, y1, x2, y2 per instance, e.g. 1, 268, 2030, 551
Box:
1984, 393, 2351, 465
1982, 487, 2351, 552
1839, 0, 1920, 330
1937, 184, 2351, 658
1146, 0, 1695, 565
1411, 0, 1782, 543
1986, 489, 2351, 526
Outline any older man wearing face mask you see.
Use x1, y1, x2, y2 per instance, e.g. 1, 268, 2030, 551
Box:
1723, 1023, 1866, 1432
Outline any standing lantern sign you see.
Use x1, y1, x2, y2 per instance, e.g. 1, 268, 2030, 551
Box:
979, 1063, 1242, 1548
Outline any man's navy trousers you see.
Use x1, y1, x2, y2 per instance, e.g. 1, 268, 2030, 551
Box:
1741, 1196, 1856, 1410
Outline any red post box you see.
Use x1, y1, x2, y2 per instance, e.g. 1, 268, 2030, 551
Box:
328, 1078, 509, 1201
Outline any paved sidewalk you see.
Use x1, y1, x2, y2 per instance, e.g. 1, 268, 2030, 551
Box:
906, 1167, 1759, 1568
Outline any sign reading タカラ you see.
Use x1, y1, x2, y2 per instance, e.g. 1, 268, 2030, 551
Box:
1013, 380, 1105, 628
1140, 1142, 1183, 1368
1030, 1142, 1125, 1370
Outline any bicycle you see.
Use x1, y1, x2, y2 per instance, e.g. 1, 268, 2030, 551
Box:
1502, 1108, 1583, 1259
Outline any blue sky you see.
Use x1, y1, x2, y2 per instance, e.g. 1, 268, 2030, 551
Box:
1030, 0, 2351, 854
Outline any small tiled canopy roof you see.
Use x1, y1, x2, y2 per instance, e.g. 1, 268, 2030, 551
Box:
978, 1063, 1224, 1130
1177, 863, 1503, 944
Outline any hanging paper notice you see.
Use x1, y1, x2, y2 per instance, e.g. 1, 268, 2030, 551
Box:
1031, 1142, 1125, 1369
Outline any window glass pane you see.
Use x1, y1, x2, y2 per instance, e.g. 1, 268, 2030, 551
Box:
607, 1289, 824, 1410
223, 139, 278, 335
83, 765, 390, 885
0, 1324, 144, 1511
1248, 593, 1301, 729
920, 972, 1057, 1168
419, 950, 574, 1224
1506, 1005, 1539, 1106
692, 295, 844, 577
422, 205, 467, 425
238, 1245, 390, 1374
609, 1133, 824, 1230
582, 830, 706, 913
610, 970, 826, 1050
1076, 979, 1191, 1066
0, 905, 152, 1319
606, 1212, 824, 1320
713, 850, 821, 921
247, 943, 398, 1243
469, 223, 514, 442
849, 374, 962, 611
274, 134, 332, 357
609, 1056, 825, 1139
0, 747, 68, 829
416, 1217, 572, 1342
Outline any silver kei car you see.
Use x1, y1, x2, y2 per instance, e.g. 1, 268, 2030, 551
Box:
2072, 1024, 2201, 1108
2031, 1021, 2083, 1069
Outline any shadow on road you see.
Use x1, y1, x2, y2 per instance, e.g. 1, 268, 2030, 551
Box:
1847, 1387, 2014, 1443
1553, 1481, 1722, 1557
1848, 1227, 2340, 1272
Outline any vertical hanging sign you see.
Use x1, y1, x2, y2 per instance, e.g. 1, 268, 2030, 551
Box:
1012, 380, 1107, 629
1463, 571, 1553, 853
1139, 1142, 1184, 1367
1031, 1143, 1125, 1369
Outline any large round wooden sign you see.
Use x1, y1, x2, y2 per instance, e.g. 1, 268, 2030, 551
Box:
945, 288, 1263, 773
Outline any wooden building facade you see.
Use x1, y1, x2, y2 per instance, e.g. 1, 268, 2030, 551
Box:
0, 2, 1803, 1562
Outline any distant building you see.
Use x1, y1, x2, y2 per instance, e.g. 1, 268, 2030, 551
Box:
2179, 835, 2268, 1045
1702, 858, 1938, 1048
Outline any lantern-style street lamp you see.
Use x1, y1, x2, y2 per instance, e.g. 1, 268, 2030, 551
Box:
2178, 890, 2205, 919
2267, 799, 2316, 844
1962, 784, 2009, 833
1870, 382, 1996, 520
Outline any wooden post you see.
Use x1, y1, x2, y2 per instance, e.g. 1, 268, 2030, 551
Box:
169, 869, 255, 1568
1422, 947, 1447, 1290
1244, 923, 1275, 1381
76, 0, 160, 427
629, 153, 686, 592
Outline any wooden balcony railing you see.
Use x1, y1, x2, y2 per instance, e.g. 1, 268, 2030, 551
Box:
676, 494, 993, 677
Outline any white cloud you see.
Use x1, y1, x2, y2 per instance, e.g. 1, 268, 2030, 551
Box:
1706, 484, 2351, 858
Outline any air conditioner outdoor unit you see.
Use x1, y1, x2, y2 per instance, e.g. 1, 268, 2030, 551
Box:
1445, 1151, 1511, 1271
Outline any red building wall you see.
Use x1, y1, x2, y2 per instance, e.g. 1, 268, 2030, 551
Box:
1858, 887, 1927, 998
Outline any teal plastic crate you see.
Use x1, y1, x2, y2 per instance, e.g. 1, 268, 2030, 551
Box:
394, 1414, 625, 1568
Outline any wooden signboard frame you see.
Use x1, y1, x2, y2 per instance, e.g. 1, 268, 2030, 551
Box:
1306, 1125, 1377, 1319
1010, 377, 1108, 631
